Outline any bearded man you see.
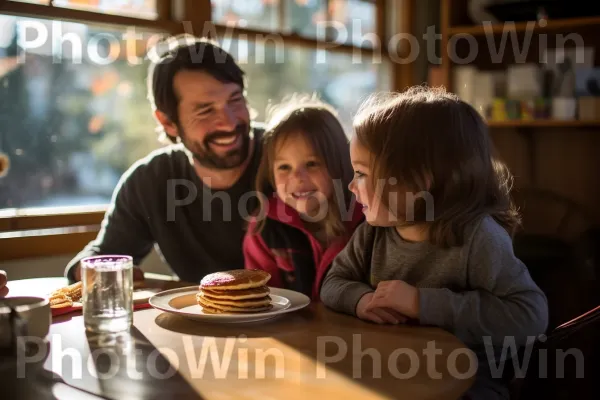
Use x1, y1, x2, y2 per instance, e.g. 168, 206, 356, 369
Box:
66, 36, 263, 283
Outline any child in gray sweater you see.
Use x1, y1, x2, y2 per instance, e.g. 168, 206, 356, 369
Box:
320, 87, 548, 398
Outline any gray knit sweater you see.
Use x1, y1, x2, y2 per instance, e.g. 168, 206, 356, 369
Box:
320, 216, 549, 346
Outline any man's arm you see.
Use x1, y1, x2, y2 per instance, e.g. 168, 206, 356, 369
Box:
65, 164, 154, 282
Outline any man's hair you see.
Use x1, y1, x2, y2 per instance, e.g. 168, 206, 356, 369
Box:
146, 35, 246, 143
353, 85, 521, 247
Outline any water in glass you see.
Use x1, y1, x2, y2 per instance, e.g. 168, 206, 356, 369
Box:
81, 256, 133, 333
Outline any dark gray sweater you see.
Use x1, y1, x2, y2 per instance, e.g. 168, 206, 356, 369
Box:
65, 129, 262, 283
320, 216, 549, 346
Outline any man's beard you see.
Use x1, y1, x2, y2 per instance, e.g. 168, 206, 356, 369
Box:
180, 123, 251, 170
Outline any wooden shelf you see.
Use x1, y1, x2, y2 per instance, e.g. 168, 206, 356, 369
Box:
449, 16, 600, 36
487, 120, 600, 128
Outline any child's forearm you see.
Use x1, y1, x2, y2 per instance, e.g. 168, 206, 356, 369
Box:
320, 223, 373, 314
320, 273, 373, 315
418, 287, 549, 346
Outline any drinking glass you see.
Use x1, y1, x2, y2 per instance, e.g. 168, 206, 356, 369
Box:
81, 255, 133, 333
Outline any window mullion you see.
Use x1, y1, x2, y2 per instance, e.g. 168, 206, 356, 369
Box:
178, 0, 212, 36
156, 0, 172, 22
278, 0, 286, 33
393, 0, 414, 91
375, 0, 386, 46
324, 0, 331, 42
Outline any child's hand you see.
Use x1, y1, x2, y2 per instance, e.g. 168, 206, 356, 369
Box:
356, 292, 407, 324
366, 280, 420, 320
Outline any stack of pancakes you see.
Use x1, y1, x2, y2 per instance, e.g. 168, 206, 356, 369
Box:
197, 270, 272, 314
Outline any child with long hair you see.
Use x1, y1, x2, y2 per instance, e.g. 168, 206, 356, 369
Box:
243, 95, 363, 300
320, 86, 548, 398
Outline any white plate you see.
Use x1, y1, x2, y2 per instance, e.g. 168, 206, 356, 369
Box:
149, 286, 311, 323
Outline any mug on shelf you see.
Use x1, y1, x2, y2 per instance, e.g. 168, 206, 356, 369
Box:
551, 97, 577, 120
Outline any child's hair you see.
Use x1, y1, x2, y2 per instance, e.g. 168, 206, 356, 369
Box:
353, 85, 521, 247
254, 94, 354, 240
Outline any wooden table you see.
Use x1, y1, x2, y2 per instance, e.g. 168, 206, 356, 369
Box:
6, 277, 475, 400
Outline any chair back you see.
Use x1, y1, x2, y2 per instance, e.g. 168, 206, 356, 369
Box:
511, 304, 600, 399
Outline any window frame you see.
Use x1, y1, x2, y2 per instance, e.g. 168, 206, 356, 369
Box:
0, 206, 106, 231
0, 0, 413, 260
0, 0, 180, 32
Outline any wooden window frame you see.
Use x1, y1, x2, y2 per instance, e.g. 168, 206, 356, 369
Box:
0, 0, 413, 260
0, 0, 180, 32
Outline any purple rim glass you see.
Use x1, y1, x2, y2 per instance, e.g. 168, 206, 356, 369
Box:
81, 255, 133, 271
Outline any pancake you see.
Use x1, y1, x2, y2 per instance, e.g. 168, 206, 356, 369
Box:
197, 269, 273, 314
200, 269, 271, 291
200, 304, 260, 315
197, 292, 271, 307
199, 304, 228, 314
197, 294, 273, 313
201, 286, 270, 300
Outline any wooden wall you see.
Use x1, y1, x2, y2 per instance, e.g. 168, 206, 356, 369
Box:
491, 128, 600, 240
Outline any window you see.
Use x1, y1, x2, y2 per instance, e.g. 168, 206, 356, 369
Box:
0, 0, 402, 261
11, 0, 159, 20
212, 0, 279, 32
1, 0, 391, 212
211, 0, 377, 46
224, 38, 390, 133
213, 0, 389, 133
0, 15, 165, 209
283, 0, 327, 39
